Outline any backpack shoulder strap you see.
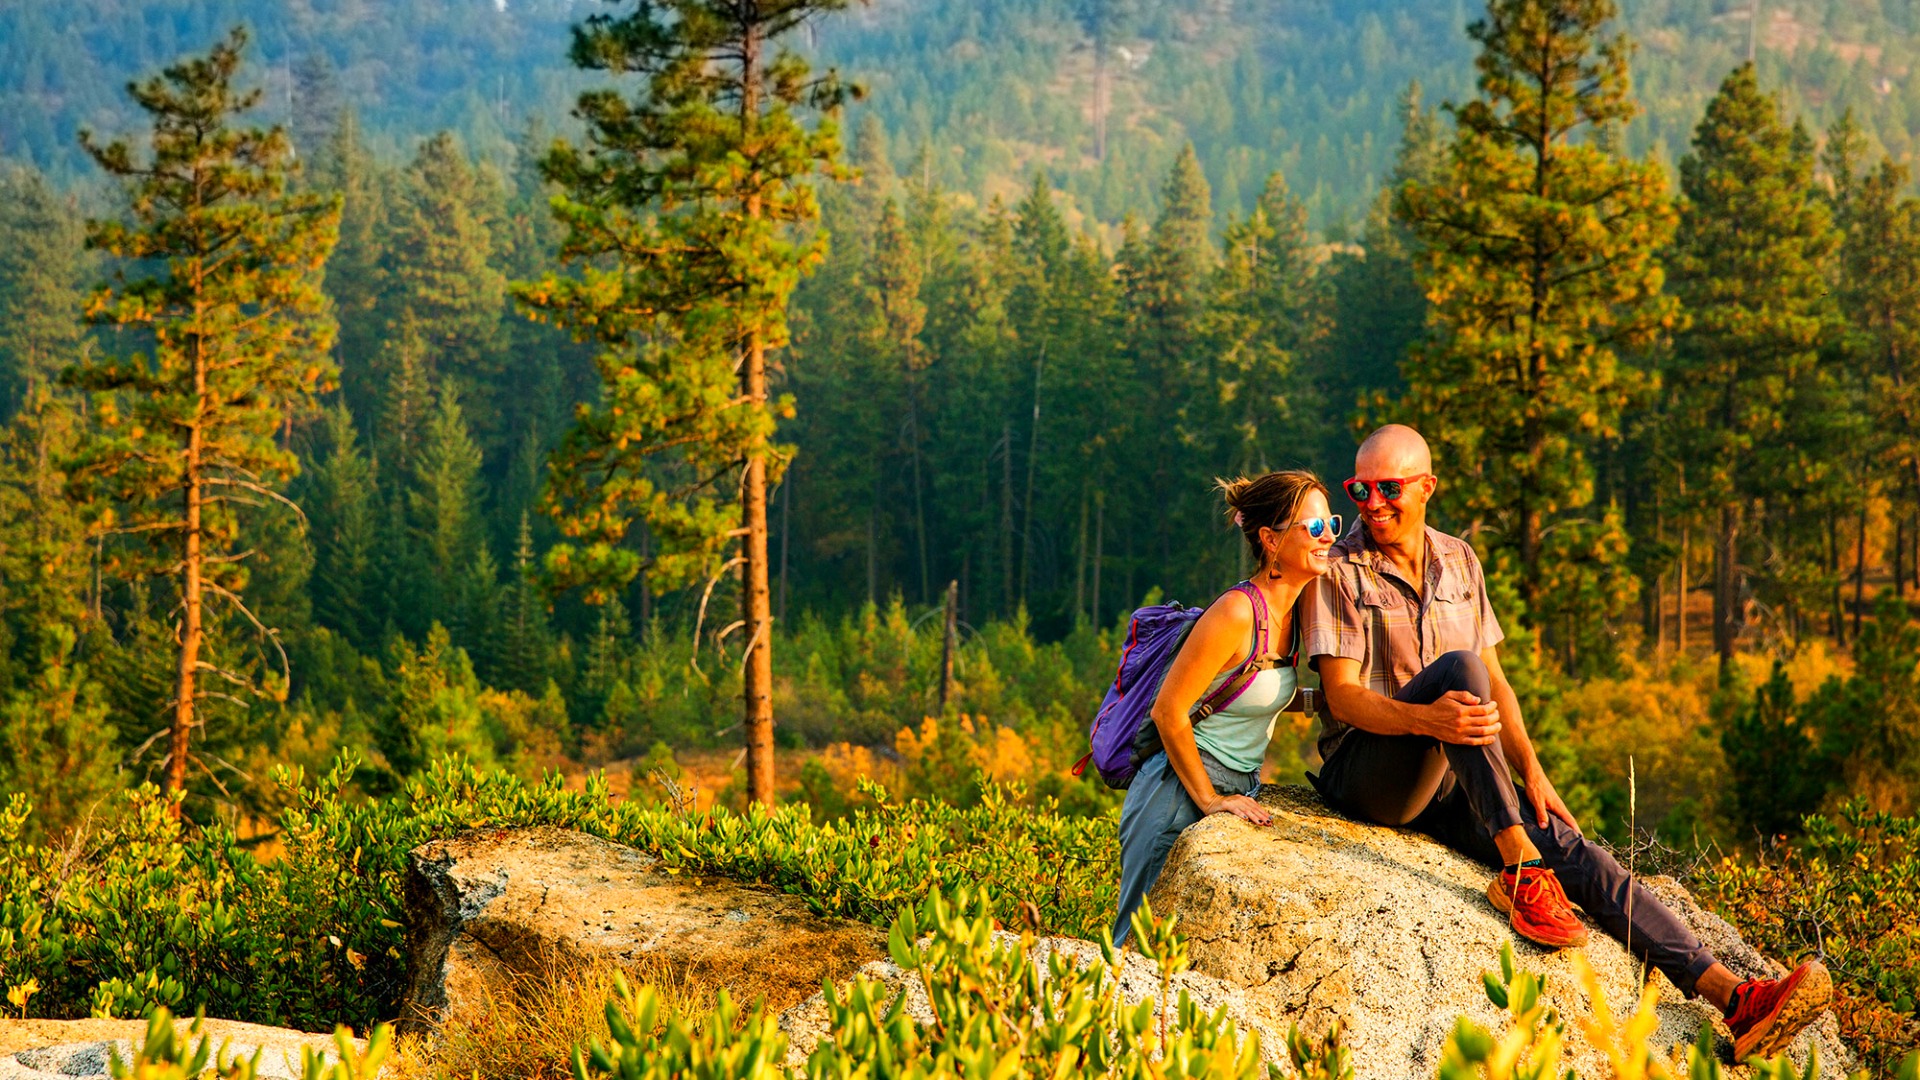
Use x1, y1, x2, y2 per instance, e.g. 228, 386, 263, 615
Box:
1238, 580, 1273, 668
1190, 582, 1270, 721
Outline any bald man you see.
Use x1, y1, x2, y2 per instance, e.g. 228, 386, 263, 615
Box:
1299, 424, 1829, 1063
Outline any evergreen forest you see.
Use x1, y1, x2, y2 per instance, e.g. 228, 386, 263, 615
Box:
2, 0, 1920, 1067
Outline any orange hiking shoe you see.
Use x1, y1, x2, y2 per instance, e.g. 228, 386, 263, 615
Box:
1726, 960, 1832, 1062
1486, 865, 1590, 949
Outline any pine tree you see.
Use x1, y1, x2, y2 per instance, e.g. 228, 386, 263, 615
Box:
382, 131, 505, 413
497, 511, 553, 694
1394, 0, 1674, 659
310, 110, 390, 429
378, 311, 433, 480
305, 405, 381, 651
0, 624, 116, 842
0, 377, 93, 693
1825, 114, 1920, 610
1322, 82, 1445, 468
1072, 0, 1137, 162
0, 166, 88, 419
1014, 171, 1070, 279
1204, 170, 1328, 476
1125, 147, 1215, 595
66, 28, 340, 806
520, 0, 855, 806
1667, 64, 1838, 669
867, 198, 932, 601
407, 382, 490, 647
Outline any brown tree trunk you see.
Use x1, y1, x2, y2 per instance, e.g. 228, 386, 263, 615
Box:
906, 372, 931, 604
1019, 347, 1043, 605
1677, 521, 1688, 656
1714, 504, 1738, 671
1894, 513, 1906, 599
1000, 420, 1014, 613
1074, 486, 1088, 624
741, 16, 776, 809
170, 330, 208, 814
1828, 513, 1844, 646
1091, 491, 1104, 626
1853, 506, 1868, 642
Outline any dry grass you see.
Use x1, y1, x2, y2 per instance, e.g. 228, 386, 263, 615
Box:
383, 957, 733, 1080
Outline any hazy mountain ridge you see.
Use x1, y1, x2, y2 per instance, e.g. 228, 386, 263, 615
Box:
3, 0, 1916, 227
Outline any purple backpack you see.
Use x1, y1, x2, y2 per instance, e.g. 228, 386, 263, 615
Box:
1074, 581, 1293, 789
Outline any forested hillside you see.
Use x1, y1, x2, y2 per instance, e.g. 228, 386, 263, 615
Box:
4, 0, 1920, 1061
8, 0, 1920, 227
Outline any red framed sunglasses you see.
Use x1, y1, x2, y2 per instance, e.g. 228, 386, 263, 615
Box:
1344, 474, 1431, 504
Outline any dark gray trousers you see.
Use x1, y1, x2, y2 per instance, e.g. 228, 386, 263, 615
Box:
1313, 649, 1719, 997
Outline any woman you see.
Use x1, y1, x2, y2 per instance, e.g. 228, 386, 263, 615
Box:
1112, 469, 1338, 945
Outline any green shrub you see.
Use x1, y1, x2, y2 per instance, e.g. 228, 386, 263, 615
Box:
1699, 800, 1920, 1074
572, 890, 1271, 1080
0, 753, 1115, 1031
107, 1008, 390, 1080
567, 889, 1913, 1080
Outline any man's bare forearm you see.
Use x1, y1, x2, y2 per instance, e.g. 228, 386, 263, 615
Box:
1322, 680, 1426, 737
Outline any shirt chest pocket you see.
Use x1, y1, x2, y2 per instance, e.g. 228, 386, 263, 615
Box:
1424, 579, 1480, 653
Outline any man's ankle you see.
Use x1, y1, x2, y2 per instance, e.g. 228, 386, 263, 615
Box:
1492, 825, 1541, 867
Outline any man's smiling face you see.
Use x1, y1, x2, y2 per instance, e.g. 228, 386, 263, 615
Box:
1350, 425, 1436, 551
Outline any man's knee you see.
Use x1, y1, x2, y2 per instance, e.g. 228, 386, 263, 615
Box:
1435, 649, 1491, 700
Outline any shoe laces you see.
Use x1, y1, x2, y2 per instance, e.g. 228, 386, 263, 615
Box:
1507, 866, 1553, 907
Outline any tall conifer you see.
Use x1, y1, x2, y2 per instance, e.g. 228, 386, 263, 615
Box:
383, 132, 506, 386
0, 168, 88, 419
520, 0, 854, 805
1826, 116, 1920, 608
67, 28, 340, 805
1395, 0, 1674, 655
1667, 64, 1838, 668
305, 405, 380, 651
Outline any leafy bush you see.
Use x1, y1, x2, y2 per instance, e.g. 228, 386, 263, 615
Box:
107, 1008, 390, 1080
1699, 800, 1920, 1074
0, 753, 1116, 1031
572, 891, 1275, 1080
567, 888, 1914, 1080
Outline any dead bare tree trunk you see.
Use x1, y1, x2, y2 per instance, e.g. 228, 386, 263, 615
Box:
939, 579, 958, 712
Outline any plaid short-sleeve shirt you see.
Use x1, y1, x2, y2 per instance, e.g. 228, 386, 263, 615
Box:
1300, 524, 1504, 760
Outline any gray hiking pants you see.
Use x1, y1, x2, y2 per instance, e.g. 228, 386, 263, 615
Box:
1311, 649, 1719, 997
1112, 748, 1258, 947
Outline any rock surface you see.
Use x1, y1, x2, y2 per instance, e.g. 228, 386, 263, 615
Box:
1150, 785, 1855, 1077
776, 931, 1292, 1068
401, 826, 885, 1032
0, 1018, 354, 1080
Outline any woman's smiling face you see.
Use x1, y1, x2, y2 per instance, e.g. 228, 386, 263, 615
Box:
1264, 488, 1337, 580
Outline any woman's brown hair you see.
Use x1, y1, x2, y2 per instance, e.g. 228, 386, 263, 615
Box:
1216, 469, 1328, 570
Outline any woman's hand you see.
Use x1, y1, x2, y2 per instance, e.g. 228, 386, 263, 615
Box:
1204, 793, 1273, 826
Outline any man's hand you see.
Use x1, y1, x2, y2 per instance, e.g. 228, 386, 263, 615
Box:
1523, 765, 1581, 833
1413, 690, 1501, 746
1204, 793, 1273, 826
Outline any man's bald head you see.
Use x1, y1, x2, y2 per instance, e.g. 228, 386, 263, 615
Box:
1356, 424, 1432, 479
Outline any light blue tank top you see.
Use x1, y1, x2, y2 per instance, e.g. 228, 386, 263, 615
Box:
1191, 657, 1298, 774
